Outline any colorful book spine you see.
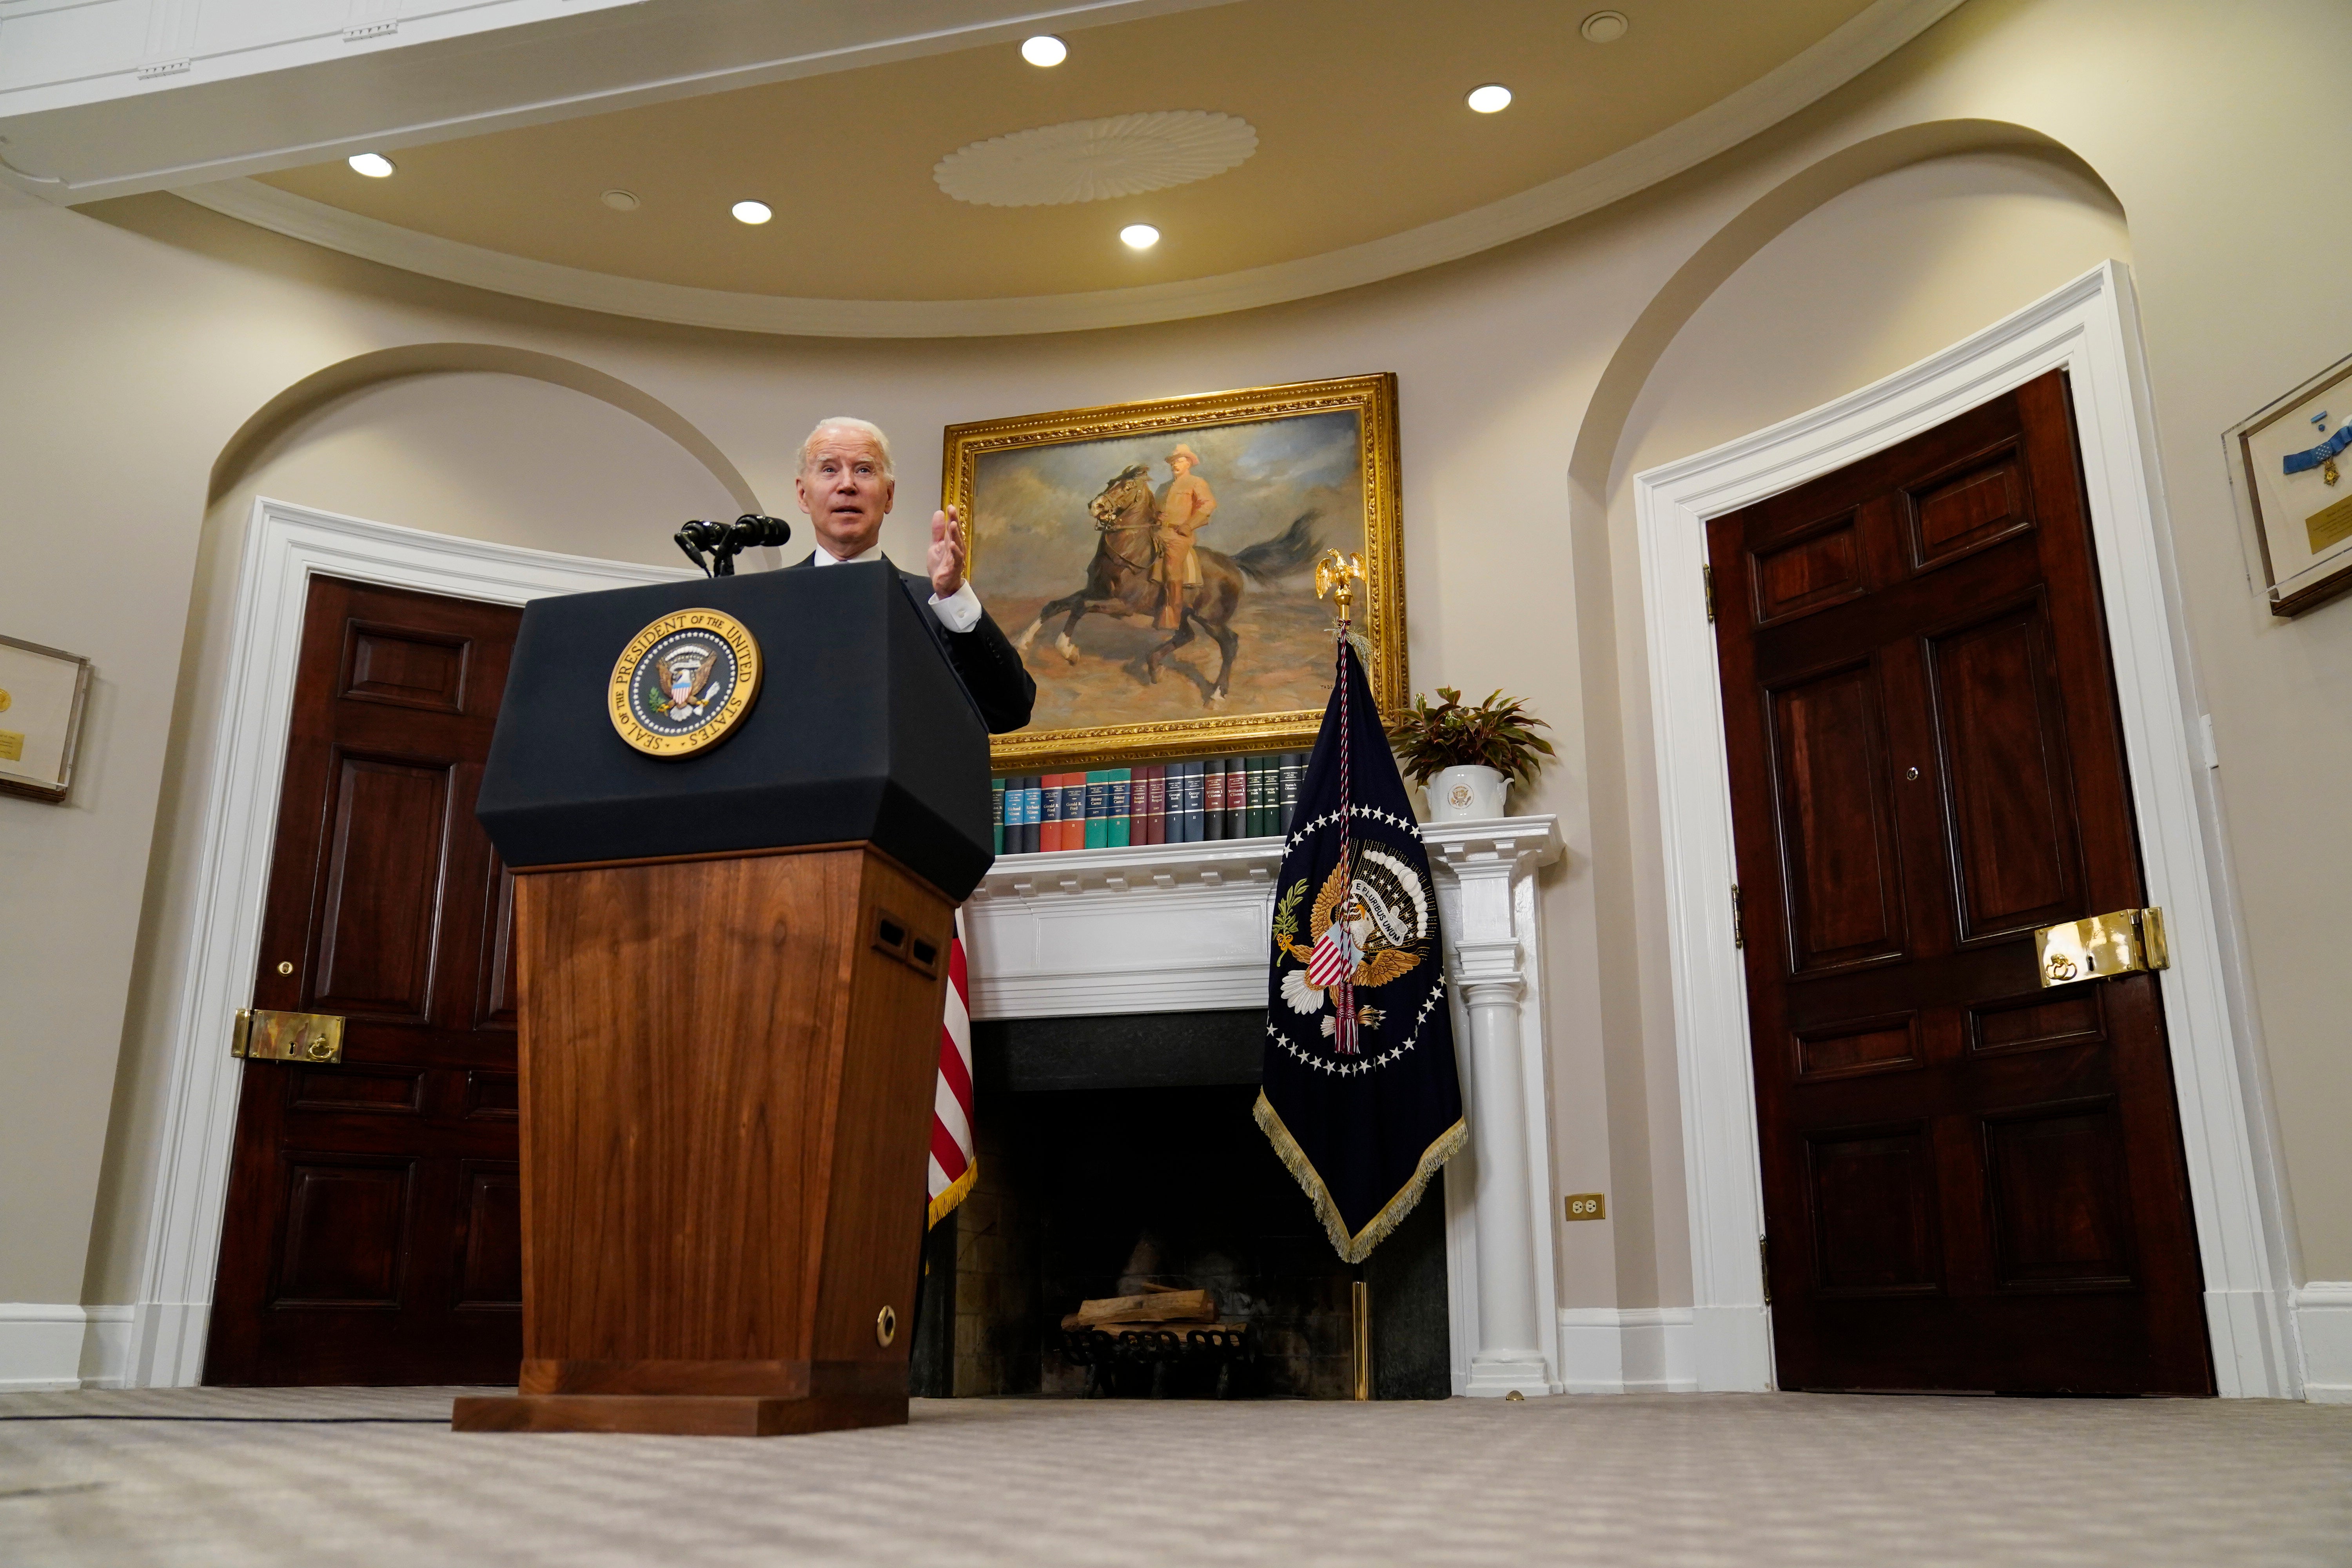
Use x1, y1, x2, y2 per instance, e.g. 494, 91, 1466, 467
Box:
1248, 756, 1268, 837
1109, 768, 1132, 847
1061, 772, 1083, 851
1203, 759, 1226, 841
1279, 753, 1301, 834
1041, 773, 1066, 852
1138, 764, 1161, 846
1181, 760, 1205, 842
1083, 770, 1109, 849
1019, 776, 1040, 854
992, 778, 1005, 855
1225, 758, 1246, 840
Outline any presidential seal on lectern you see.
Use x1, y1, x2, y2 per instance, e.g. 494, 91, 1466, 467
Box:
608, 607, 763, 757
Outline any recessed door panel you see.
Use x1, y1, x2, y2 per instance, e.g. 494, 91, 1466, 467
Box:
1908, 450, 2029, 568
275, 1158, 413, 1307
1972, 992, 2104, 1057
1794, 1015, 1919, 1081
1769, 663, 1906, 972
343, 625, 470, 713
312, 754, 452, 1019
1982, 1104, 2135, 1289
1930, 605, 2082, 940
454, 1162, 524, 1309
1806, 1126, 1940, 1296
1751, 515, 1864, 626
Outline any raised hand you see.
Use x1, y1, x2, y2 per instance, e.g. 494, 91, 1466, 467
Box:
929, 505, 969, 598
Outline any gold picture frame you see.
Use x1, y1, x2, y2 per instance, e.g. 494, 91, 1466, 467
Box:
0, 632, 94, 804
943, 372, 1405, 771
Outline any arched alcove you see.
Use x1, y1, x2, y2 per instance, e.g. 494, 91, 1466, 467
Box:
207, 343, 760, 520
1554, 119, 2129, 1313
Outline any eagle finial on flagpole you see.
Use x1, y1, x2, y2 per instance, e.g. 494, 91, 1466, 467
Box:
1314, 548, 1364, 622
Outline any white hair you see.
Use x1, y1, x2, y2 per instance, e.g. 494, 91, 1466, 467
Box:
799, 417, 895, 478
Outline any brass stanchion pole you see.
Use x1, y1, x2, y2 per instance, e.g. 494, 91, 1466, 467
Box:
1351, 1277, 1372, 1401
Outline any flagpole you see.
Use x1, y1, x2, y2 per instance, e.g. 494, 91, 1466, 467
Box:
1315, 550, 1377, 1402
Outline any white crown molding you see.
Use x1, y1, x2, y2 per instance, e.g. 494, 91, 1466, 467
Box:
164, 0, 1965, 338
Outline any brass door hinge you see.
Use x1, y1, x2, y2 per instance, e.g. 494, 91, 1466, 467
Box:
1731, 884, 1744, 949
1703, 564, 1715, 623
231, 1007, 345, 1064
1760, 1235, 1771, 1305
2032, 907, 2168, 987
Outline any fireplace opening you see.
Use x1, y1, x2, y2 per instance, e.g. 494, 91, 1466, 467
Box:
909, 1009, 1450, 1400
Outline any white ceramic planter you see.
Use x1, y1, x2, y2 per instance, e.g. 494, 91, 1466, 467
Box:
1427, 764, 1509, 820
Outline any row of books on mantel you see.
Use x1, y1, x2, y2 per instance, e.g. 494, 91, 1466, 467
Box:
992, 754, 1309, 855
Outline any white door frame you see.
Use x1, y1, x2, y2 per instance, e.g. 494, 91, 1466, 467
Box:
1631, 261, 2298, 1397
126, 498, 690, 1387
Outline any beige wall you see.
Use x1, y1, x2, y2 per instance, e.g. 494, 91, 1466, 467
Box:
2, 0, 2346, 1339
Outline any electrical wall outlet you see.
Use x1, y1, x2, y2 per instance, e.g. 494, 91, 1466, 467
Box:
1563, 1192, 1605, 1221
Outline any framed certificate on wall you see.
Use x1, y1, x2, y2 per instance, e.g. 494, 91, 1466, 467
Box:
0, 633, 94, 803
2230, 352, 2352, 617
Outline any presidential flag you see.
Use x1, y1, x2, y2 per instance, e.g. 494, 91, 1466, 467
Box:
927, 913, 977, 1229
1256, 636, 1465, 1262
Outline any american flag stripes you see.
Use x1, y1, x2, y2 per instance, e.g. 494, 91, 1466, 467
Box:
927, 913, 977, 1229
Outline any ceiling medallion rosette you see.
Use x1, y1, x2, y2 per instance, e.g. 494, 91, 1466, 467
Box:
933, 111, 1257, 207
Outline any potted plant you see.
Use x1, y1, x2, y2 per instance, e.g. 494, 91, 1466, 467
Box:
1387, 687, 1554, 820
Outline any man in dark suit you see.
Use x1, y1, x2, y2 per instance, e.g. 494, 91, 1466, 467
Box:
787, 417, 1035, 734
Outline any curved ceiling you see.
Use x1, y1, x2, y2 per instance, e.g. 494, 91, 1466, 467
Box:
187, 0, 1962, 334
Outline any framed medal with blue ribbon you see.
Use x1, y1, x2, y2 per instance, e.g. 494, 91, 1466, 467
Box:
2230, 352, 2352, 616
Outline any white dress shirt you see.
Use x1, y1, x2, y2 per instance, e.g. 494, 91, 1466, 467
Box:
807, 540, 984, 634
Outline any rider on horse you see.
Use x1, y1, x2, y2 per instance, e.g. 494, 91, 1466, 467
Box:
1155, 443, 1217, 629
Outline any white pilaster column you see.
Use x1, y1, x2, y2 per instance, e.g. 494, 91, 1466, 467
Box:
1428, 817, 1562, 1397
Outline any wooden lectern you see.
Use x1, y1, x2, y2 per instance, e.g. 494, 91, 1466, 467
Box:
454, 563, 992, 1437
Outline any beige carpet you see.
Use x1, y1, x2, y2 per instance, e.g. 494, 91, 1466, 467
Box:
3, 1388, 2348, 1566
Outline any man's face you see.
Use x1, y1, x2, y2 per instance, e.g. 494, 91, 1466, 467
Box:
1169, 454, 1194, 479
796, 428, 895, 558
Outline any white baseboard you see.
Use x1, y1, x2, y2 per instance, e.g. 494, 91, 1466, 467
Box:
0, 1303, 131, 1390
2294, 1283, 2352, 1403
79, 1306, 134, 1388
1556, 1307, 1698, 1394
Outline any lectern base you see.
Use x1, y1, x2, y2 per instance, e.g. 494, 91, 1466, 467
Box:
452, 1391, 907, 1437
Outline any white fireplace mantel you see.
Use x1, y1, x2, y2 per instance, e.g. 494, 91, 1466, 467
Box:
961, 814, 1564, 1397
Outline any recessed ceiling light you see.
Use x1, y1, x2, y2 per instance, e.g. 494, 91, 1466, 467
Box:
1465, 83, 1512, 114
1120, 223, 1160, 249
600, 189, 640, 211
1021, 34, 1067, 67
731, 200, 772, 225
1581, 10, 1630, 43
347, 152, 396, 178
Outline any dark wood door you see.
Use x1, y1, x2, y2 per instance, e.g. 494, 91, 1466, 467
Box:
205, 577, 526, 1385
1709, 370, 2211, 1394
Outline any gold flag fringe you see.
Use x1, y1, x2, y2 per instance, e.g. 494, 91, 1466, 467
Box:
1254, 1093, 1466, 1264
927, 1156, 978, 1231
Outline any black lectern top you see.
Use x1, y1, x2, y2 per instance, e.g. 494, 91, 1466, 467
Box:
476, 562, 993, 900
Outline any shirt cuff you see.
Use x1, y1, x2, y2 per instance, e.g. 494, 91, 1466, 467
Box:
929, 579, 983, 633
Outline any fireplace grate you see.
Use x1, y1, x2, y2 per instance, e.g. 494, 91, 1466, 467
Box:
1055, 1324, 1261, 1399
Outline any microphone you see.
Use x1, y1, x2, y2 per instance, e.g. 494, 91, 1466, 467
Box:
675, 514, 793, 577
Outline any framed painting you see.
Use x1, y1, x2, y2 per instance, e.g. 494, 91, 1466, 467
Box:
0, 632, 94, 804
2230, 350, 2352, 616
942, 372, 1405, 770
